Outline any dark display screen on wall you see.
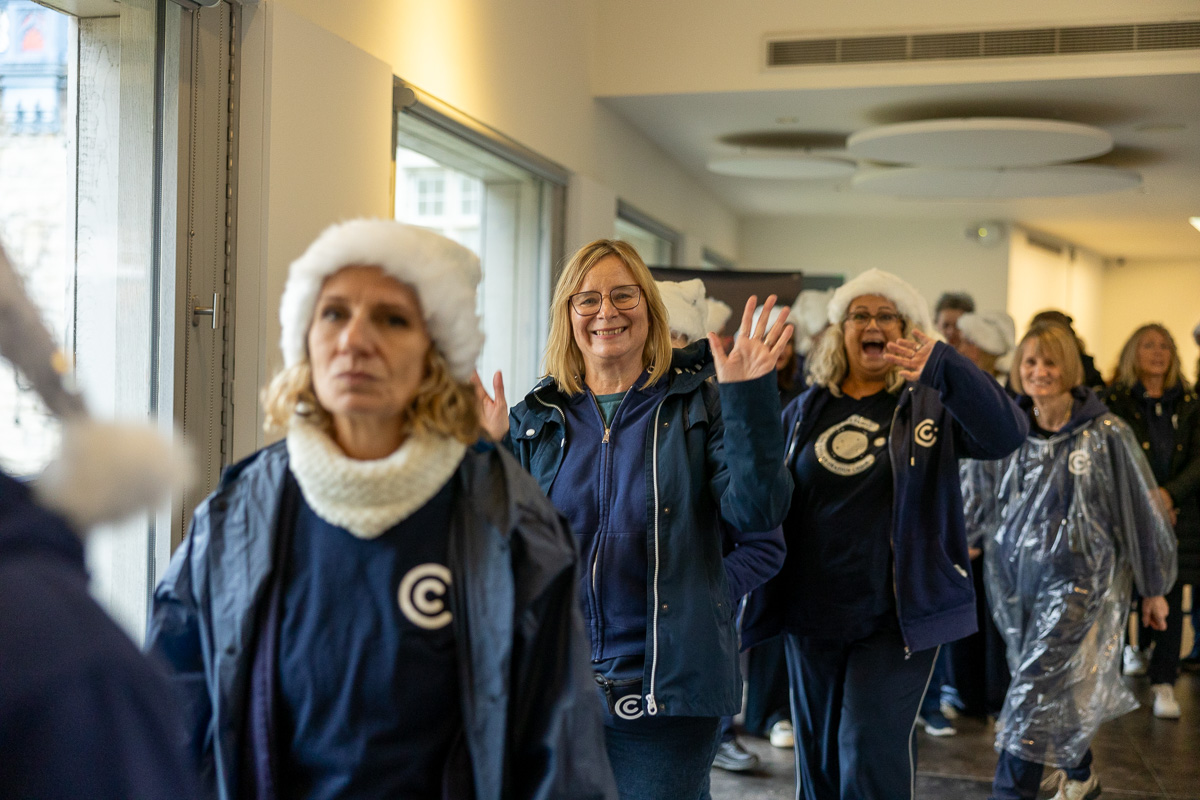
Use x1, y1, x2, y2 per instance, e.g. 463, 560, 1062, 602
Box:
649, 267, 841, 335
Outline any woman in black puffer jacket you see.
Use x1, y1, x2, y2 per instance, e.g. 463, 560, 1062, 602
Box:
1100, 323, 1200, 717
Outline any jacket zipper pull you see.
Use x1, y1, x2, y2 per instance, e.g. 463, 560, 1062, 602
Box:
602, 426, 610, 444
645, 693, 658, 715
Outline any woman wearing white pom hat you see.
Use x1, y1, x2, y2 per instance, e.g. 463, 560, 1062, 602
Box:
0, 242, 196, 798
147, 220, 615, 800
743, 269, 1027, 800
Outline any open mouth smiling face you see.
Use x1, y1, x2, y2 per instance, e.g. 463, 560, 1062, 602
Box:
843, 294, 903, 380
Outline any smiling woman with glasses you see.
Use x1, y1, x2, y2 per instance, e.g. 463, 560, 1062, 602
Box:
476, 238, 794, 800
742, 268, 1027, 800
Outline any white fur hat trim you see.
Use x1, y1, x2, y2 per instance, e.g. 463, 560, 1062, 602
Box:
792, 289, 833, 354
705, 298, 732, 334
827, 268, 932, 332
957, 311, 1016, 357
279, 220, 484, 381
657, 278, 708, 345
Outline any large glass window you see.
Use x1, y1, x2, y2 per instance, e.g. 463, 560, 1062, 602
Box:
394, 101, 564, 395
0, 0, 211, 639
0, 1, 69, 477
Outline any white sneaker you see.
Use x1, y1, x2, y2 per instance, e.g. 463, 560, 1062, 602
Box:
1053, 773, 1101, 800
1151, 683, 1181, 719
939, 700, 960, 720
1123, 644, 1148, 676
1038, 768, 1065, 797
769, 719, 794, 749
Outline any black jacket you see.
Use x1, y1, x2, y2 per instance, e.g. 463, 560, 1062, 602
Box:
1, 472, 197, 800
147, 441, 616, 800
1099, 383, 1200, 585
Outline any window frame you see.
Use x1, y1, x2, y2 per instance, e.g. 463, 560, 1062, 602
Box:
615, 199, 680, 266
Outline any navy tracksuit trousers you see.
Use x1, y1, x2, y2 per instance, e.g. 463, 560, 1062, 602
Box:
784, 627, 937, 800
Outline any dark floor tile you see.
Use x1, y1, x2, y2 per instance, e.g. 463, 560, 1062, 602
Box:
916, 774, 991, 799
710, 670, 1200, 799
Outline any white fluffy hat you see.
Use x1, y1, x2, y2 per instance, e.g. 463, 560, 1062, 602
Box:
957, 311, 1016, 357
705, 297, 732, 334
656, 278, 708, 345
827, 269, 933, 332
279, 220, 484, 381
793, 289, 833, 354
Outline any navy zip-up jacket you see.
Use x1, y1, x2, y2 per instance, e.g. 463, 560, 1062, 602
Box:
0, 472, 198, 800
507, 340, 792, 717
744, 342, 1028, 654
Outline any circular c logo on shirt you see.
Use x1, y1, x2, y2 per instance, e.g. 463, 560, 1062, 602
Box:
1068, 449, 1090, 475
615, 694, 644, 720
814, 414, 883, 476
914, 418, 938, 448
398, 563, 453, 630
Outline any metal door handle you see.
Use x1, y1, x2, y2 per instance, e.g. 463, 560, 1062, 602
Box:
192, 292, 218, 329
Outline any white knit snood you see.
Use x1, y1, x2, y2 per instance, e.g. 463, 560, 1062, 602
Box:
286, 421, 467, 538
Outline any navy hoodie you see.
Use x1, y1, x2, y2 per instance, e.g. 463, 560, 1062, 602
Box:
0, 471, 197, 800
745, 342, 1028, 654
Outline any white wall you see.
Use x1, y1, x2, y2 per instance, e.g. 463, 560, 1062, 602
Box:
1006, 228, 1105, 368
1099, 259, 1200, 385
739, 216, 1010, 318
254, 0, 738, 258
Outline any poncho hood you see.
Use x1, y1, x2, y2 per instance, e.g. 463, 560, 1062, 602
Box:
1018, 385, 1108, 436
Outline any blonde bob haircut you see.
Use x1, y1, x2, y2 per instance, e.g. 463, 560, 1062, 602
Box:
806, 313, 914, 396
261, 345, 480, 446
543, 239, 673, 396
1010, 322, 1084, 395
1113, 323, 1182, 391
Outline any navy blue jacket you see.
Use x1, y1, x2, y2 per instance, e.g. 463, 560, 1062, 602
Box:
506, 341, 792, 717
146, 441, 616, 800
0, 472, 197, 800
745, 342, 1028, 654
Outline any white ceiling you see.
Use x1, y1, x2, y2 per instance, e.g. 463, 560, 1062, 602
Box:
601, 72, 1200, 261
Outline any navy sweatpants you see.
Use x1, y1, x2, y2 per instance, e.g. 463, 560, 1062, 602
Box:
784, 627, 938, 800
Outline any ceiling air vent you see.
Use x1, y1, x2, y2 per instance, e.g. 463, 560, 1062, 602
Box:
767, 19, 1200, 67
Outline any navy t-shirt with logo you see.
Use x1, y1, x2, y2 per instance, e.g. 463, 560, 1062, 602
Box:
782, 389, 899, 640
277, 480, 460, 800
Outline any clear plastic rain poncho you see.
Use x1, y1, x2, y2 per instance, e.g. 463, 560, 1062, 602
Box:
977, 411, 1177, 768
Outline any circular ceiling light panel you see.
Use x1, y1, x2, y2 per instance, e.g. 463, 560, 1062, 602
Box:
850, 165, 1141, 199
707, 154, 856, 179
846, 118, 1113, 168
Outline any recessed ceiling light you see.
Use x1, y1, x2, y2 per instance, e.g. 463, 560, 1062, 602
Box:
847, 118, 1113, 168
1190, 217, 1200, 233
851, 164, 1141, 198
708, 154, 857, 180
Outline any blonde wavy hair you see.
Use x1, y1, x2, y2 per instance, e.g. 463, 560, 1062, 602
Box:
1009, 323, 1084, 395
806, 314, 914, 396
1112, 323, 1182, 391
262, 345, 480, 445
543, 239, 673, 395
